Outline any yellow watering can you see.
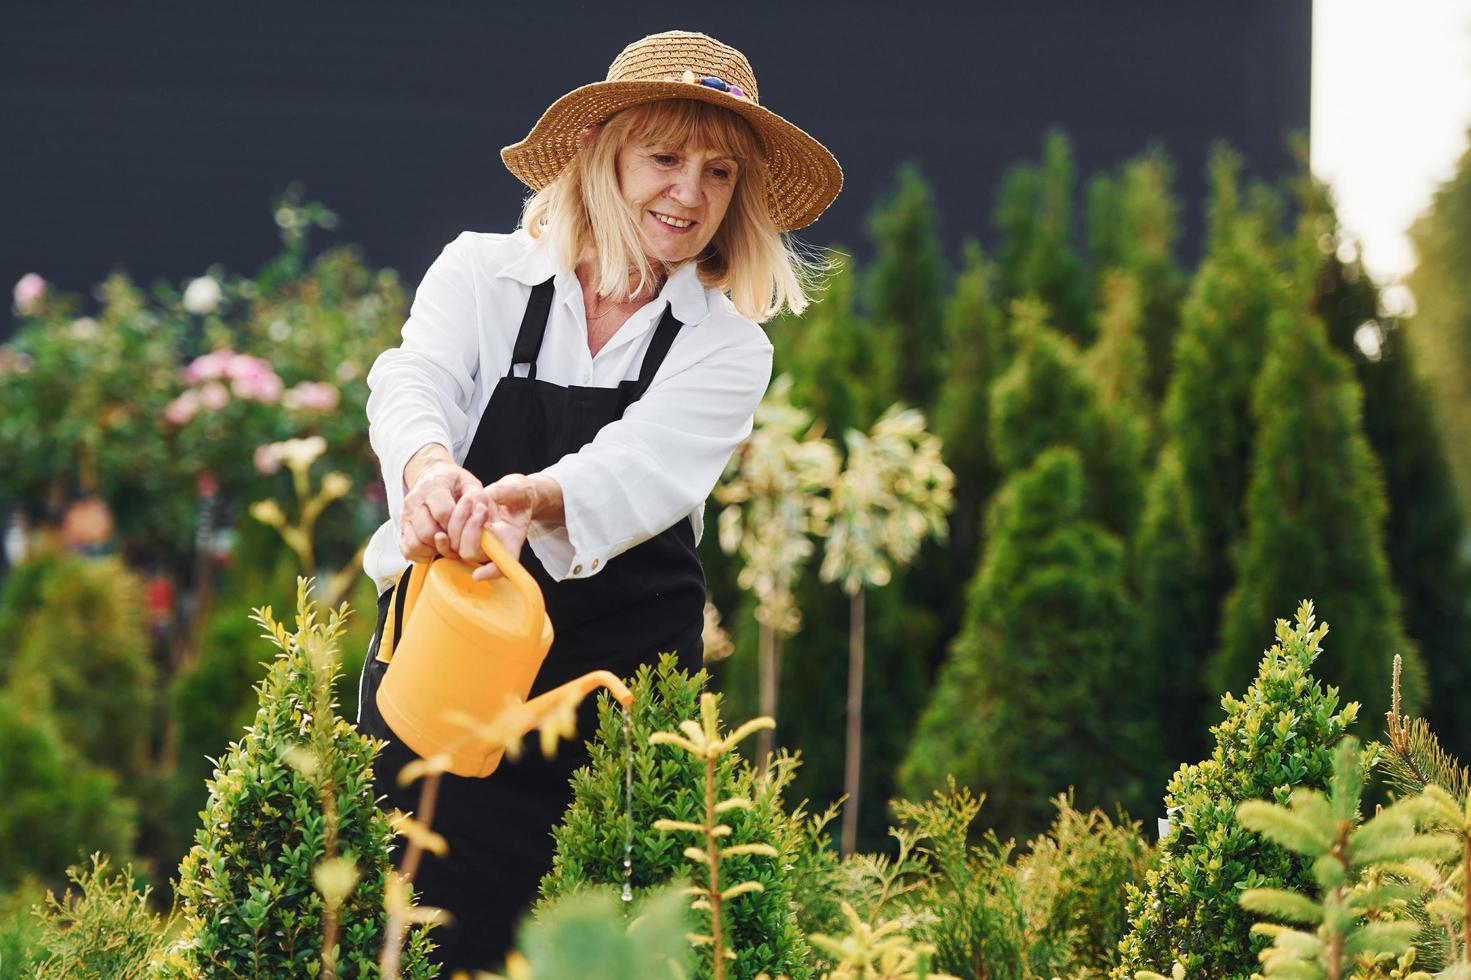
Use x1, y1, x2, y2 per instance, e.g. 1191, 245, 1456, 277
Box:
375, 526, 632, 778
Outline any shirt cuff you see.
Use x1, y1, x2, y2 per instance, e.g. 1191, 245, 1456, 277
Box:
526, 517, 607, 581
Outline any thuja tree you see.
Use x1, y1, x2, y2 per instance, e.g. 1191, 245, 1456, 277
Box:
989, 300, 1145, 541
540, 654, 815, 979
1113, 601, 1358, 979
994, 130, 1090, 344
1301, 170, 1471, 757
158, 581, 435, 978
1131, 147, 1291, 763
864, 162, 949, 412
1213, 307, 1425, 727
1084, 146, 1186, 406
900, 447, 1159, 837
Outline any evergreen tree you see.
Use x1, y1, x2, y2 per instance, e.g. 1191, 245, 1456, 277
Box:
864, 163, 948, 411
1407, 128, 1471, 522
990, 301, 1145, 540
1114, 602, 1358, 979
767, 252, 895, 440
931, 242, 1011, 584
994, 130, 1090, 342
1132, 147, 1289, 759
1085, 147, 1186, 405
1214, 306, 1426, 727
1300, 172, 1471, 757
899, 448, 1158, 837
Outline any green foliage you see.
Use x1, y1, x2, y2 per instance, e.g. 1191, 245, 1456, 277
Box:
1215, 306, 1424, 729
1114, 601, 1359, 979
1235, 738, 1459, 979
865, 163, 949, 410
1085, 147, 1186, 405
994, 130, 1090, 342
0, 880, 48, 979
1408, 129, 1471, 546
990, 302, 1145, 538
0, 551, 155, 780
27, 853, 173, 978
1133, 146, 1292, 763
161, 581, 435, 978
0, 689, 137, 892
768, 252, 896, 441
848, 781, 1152, 978
540, 655, 815, 979
901, 448, 1160, 837
1302, 169, 1471, 760
498, 886, 693, 980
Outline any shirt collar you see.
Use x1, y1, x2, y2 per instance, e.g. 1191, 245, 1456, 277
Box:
498, 235, 710, 326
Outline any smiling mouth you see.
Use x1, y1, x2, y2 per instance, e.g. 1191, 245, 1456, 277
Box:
651, 211, 696, 230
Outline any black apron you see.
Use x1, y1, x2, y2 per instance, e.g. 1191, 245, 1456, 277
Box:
358, 277, 706, 971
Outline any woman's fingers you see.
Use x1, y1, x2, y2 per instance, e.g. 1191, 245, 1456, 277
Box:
399, 501, 441, 561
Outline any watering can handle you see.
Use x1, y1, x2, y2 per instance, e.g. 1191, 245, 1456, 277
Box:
477, 526, 545, 639
401, 527, 545, 641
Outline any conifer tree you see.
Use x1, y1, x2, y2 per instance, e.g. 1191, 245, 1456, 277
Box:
767, 252, 895, 441
864, 163, 948, 411
899, 448, 1157, 837
1085, 147, 1186, 405
1407, 129, 1471, 523
1214, 306, 1426, 727
1131, 148, 1289, 758
994, 130, 1090, 342
1300, 172, 1471, 757
1114, 602, 1359, 979
990, 301, 1145, 540
932, 242, 1011, 579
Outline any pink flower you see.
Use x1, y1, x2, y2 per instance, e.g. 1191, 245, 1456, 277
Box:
13, 274, 45, 315
283, 381, 340, 412
186, 349, 233, 384
253, 443, 281, 475
196, 472, 220, 497
163, 390, 200, 426
198, 381, 230, 411
232, 370, 283, 403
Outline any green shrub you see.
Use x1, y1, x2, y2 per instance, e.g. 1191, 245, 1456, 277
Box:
1113, 601, 1357, 979
0, 690, 136, 892
159, 581, 435, 978
0, 881, 48, 979
0, 551, 155, 781
540, 654, 815, 979
27, 853, 172, 978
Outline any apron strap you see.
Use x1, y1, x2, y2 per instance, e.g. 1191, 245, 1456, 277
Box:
508, 277, 556, 380
631, 304, 685, 401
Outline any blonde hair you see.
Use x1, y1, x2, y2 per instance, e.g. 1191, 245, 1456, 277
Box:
519, 99, 822, 322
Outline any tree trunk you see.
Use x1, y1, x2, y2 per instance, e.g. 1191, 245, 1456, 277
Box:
841, 588, 865, 856
757, 622, 777, 776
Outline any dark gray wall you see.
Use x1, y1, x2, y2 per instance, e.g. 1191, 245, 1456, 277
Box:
2, 0, 1310, 327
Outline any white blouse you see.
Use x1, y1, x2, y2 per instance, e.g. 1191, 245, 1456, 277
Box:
362, 229, 774, 594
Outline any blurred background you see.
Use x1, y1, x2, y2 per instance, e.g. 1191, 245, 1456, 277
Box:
5, 0, 1471, 949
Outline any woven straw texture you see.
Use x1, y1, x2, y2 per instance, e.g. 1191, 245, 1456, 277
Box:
500, 31, 842, 232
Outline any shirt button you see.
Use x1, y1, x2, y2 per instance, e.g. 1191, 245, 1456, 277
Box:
572, 564, 583, 576
581, 370, 590, 383
591, 558, 600, 571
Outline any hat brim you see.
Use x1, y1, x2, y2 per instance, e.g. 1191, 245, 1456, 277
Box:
500, 79, 843, 232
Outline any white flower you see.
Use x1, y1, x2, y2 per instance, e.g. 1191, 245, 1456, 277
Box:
183, 276, 222, 315
67, 317, 100, 340
13, 274, 45, 315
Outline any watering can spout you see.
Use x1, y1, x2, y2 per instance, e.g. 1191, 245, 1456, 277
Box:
514, 670, 634, 733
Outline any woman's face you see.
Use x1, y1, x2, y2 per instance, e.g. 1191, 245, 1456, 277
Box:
616, 136, 739, 266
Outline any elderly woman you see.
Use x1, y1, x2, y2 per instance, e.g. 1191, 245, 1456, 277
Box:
356, 30, 841, 970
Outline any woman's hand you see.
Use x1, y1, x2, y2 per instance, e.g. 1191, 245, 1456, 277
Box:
398, 447, 484, 563
466, 474, 563, 581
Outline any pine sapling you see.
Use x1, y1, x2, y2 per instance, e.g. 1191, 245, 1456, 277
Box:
1235, 737, 1460, 978
649, 693, 778, 980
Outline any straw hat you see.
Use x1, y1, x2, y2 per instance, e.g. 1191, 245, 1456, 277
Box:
500, 30, 843, 232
